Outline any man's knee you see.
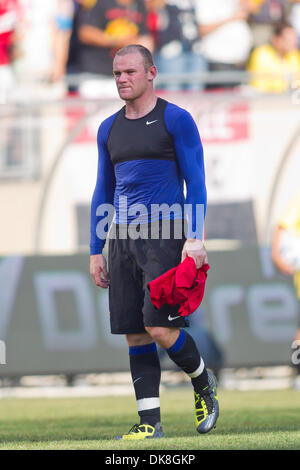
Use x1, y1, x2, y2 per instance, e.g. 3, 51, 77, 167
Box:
145, 326, 180, 349
126, 332, 153, 347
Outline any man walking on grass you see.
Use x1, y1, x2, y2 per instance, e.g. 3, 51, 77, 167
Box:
90, 44, 219, 439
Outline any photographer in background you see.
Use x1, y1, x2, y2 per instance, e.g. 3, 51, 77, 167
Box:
272, 191, 300, 389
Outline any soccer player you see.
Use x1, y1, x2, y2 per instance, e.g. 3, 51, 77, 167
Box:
90, 44, 219, 439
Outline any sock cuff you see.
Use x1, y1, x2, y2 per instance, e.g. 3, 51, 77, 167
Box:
188, 357, 205, 378
129, 342, 157, 356
167, 329, 186, 353
137, 397, 160, 412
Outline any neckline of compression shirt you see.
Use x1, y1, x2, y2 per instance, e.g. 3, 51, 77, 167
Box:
122, 97, 160, 121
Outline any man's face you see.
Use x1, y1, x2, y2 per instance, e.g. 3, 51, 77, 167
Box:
273, 27, 298, 55
113, 52, 156, 101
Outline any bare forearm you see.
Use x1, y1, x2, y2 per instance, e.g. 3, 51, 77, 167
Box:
49, 26, 72, 81
198, 18, 232, 36
79, 25, 124, 48
198, 9, 248, 37
79, 25, 153, 51
53, 30, 71, 70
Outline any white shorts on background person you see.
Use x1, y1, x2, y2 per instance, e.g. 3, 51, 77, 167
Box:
0, 65, 16, 103
79, 76, 119, 99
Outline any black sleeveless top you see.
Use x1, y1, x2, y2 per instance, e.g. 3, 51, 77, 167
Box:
107, 98, 177, 166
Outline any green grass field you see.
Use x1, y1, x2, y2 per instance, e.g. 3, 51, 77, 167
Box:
0, 387, 299, 450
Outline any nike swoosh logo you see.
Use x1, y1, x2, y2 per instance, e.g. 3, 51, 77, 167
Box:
133, 377, 142, 385
168, 314, 181, 321
146, 120, 158, 125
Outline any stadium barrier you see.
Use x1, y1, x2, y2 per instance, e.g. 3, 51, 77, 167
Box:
0, 246, 298, 377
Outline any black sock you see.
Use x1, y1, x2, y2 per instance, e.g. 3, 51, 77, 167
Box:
129, 342, 161, 427
166, 329, 209, 392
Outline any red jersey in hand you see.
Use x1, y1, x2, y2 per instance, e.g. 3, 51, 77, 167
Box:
148, 257, 209, 317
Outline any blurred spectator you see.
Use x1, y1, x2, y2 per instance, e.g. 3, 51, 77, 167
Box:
9, 1, 57, 87
289, 0, 300, 47
0, 0, 21, 101
145, 0, 207, 90
194, 0, 254, 89
51, 0, 96, 93
247, 21, 300, 92
272, 191, 300, 387
77, 0, 153, 97
51, 0, 74, 83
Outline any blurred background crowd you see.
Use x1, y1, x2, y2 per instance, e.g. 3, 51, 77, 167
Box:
1, 0, 300, 101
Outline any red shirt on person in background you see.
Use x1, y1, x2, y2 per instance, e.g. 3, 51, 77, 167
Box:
0, 0, 20, 66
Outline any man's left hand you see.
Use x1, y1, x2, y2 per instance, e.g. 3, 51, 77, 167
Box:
181, 238, 208, 269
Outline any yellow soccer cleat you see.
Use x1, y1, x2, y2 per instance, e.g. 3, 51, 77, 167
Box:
194, 371, 219, 434
115, 423, 164, 440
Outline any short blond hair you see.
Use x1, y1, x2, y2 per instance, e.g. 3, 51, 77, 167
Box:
115, 44, 154, 70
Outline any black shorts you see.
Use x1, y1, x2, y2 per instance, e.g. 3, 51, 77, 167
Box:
108, 220, 188, 334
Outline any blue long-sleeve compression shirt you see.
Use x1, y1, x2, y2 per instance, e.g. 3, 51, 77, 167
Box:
90, 98, 206, 255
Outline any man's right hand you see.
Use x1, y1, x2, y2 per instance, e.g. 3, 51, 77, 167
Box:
90, 254, 110, 288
